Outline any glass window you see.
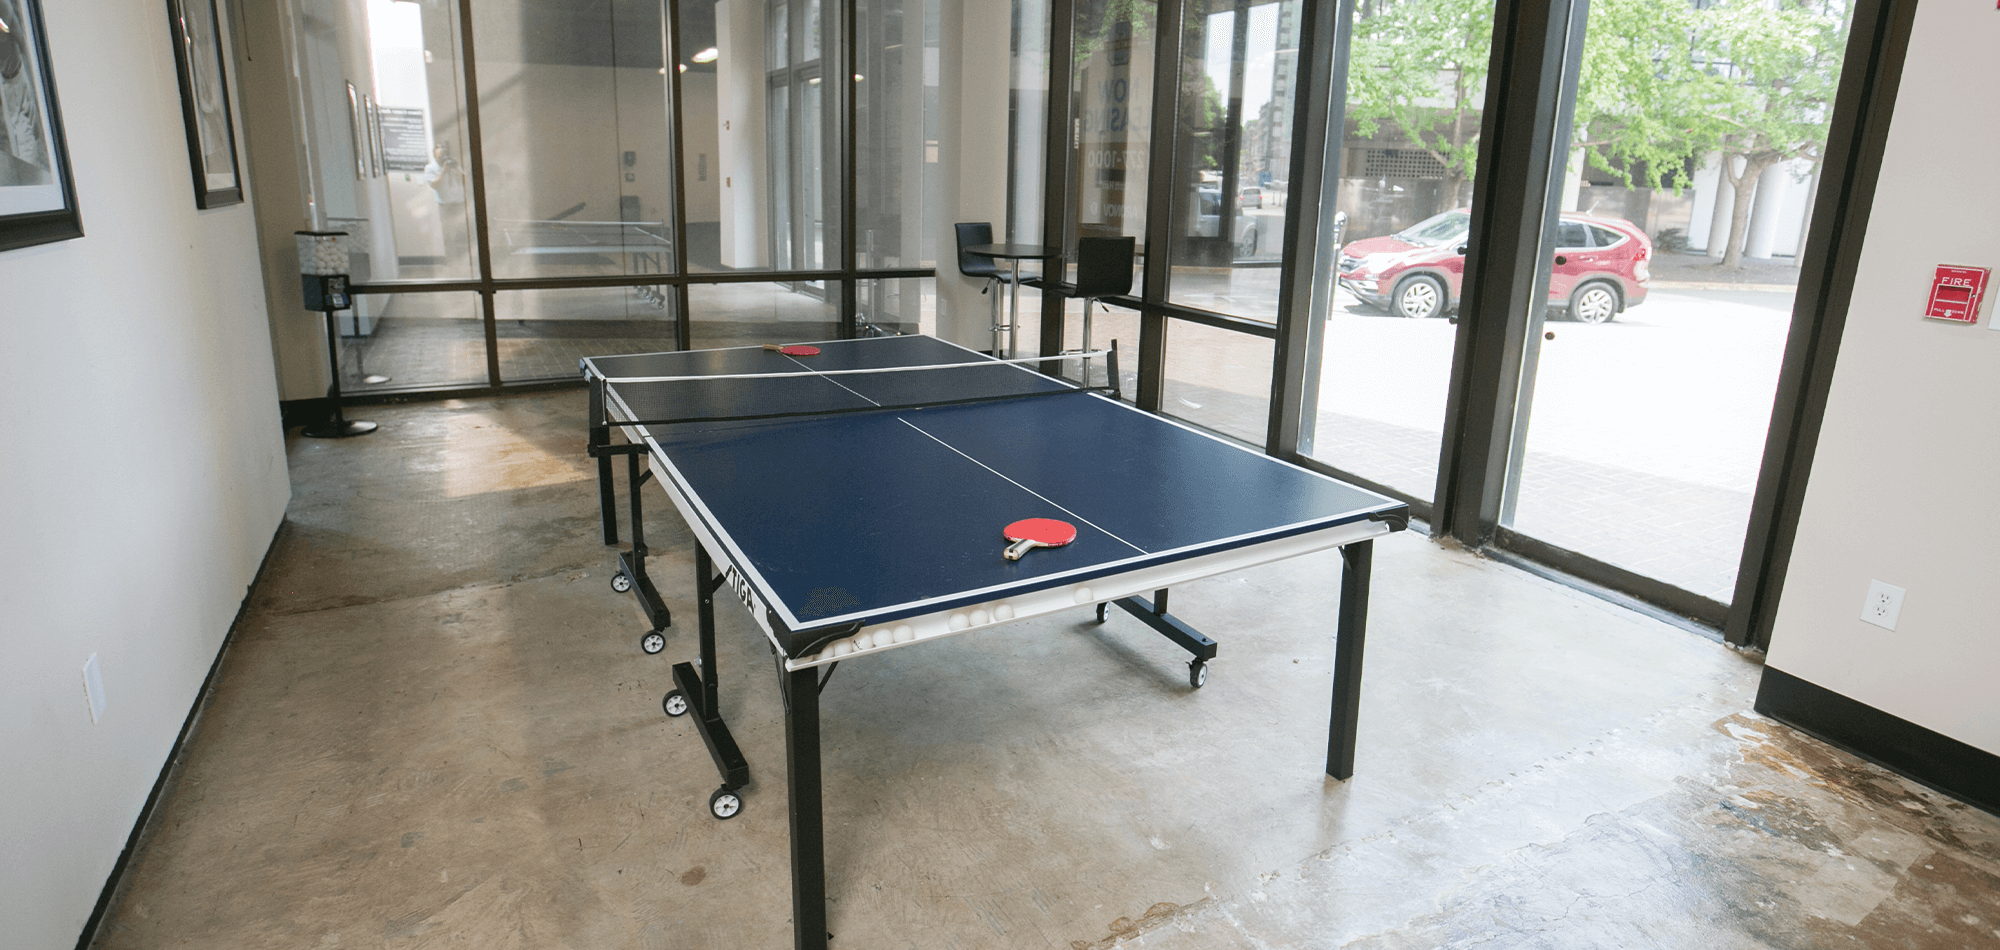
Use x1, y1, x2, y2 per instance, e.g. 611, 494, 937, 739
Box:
687, 281, 840, 350
470, 0, 675, 281
1305, 0, 1496, 501
1068, 0, 1158, 249
1502, 0, 1852, 602
741, 0, 844, 274
857, 277, 935, 337
1166, 0, 1303, 322
493, 287, 681, 383
337, 292, 489, 391
854, 0, 936, 270
1163, 321, 1272, 446
288, 0, 475, 282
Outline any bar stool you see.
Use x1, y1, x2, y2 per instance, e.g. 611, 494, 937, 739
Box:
1034, 236, 1134, 385
955, 222, 1014, 347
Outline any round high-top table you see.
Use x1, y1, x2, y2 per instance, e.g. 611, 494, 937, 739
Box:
964, 243, 1058, 359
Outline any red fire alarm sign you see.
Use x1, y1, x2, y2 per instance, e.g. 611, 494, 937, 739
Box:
1925, 265, 1989, 323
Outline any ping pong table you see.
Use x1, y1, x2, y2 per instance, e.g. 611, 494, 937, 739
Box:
582, 334, 1407, 950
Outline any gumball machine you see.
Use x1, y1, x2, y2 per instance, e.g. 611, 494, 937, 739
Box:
295, 230, 377, 437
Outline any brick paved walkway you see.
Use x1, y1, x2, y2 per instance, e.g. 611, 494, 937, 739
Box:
1313, 411, 1749, 603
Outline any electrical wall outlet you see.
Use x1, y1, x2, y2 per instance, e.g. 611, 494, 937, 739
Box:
82, 653, 106, 724
1860, 580, 1905, 631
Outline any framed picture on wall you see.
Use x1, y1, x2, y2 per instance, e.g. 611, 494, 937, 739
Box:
0, 0, 83, 251
166, 0, 242, 208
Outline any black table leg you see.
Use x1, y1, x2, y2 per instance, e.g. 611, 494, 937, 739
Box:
1326, 539, 1373, 780
672, 546, 747, 791
785, 662, 828, 950
589, 376, 619, 545
616, 453, 672, 637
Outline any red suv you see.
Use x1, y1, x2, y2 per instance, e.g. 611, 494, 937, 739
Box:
1336, 209, 1651, 323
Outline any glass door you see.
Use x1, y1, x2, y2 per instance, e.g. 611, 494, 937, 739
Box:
1304, 0, 1496, 502
1501, 0, 1853, 605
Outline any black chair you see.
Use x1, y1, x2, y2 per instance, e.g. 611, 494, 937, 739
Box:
1032, 236, 1133, 387
1044, 236, 1134, 354
954, 222, 1007, 288
956, 222, 1029, 349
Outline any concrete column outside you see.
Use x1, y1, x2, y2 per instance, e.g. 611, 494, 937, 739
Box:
1742, 161, 1789, 260
1707, 154, 1740, 260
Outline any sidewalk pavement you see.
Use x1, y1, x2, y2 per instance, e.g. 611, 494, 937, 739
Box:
1648, 250, 1801, 293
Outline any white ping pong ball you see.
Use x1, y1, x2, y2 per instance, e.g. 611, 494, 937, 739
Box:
994, 604, 1015, 621
948, 613, 969, 631
1074, 587, 1093, 604
870, 630, 894, 649
970, 609, 990, 626
832, 641, 853, 657
892, 625, 914, 643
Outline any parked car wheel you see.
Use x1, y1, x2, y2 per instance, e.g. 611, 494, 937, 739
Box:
1568, 281, 1621, 324
1392, 275, 1447, 319
1236, 227, 1258, 258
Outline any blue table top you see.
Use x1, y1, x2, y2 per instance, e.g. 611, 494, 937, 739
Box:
587, 336, 1404, 642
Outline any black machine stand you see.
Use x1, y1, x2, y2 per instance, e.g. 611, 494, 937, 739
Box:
297, 231, 376, 438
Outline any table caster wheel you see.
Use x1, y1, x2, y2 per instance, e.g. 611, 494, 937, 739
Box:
710, 787, 742, 820
1095, 603, 1108, 623
663, 690, 689, 717
611, 572, 633, 593
1189, 660, 1208, 689
640, 631, 666, 654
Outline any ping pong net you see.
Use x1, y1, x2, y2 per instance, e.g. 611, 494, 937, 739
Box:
593, 347, 1120, 430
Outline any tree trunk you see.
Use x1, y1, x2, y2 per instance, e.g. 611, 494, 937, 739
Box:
1720, 152, 1779, 268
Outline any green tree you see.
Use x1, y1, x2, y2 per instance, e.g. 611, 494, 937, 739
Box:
1347, 0, 1848, 269
1346, 0, 1493, 206
1571, 0, 1723, 195
1688, 0, 1848, 268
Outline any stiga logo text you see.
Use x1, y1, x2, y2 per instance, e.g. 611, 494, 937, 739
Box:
724, 565, 757, 614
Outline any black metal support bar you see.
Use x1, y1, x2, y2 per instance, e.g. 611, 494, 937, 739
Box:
784, 663, 828, 950
672, 661, 749, 790
1326, 539, 1374, 780
1107, 341, 1122, 401
617, 549, 672, 634
612, 451, 671, 633
597, 456, 618, 544
1432, 0, 1588, 546
588, 375, 618, 544
1038, 0, 1077, 362
627, 453, 649, 558
1134, 0, 1185, 415
695, 546, 721, 714
1723, 0, 1916, 651
1106, 593, 1217, 662
670, 545, 748, 792
1265, 0, 1350, 457
838, 0, 858, 340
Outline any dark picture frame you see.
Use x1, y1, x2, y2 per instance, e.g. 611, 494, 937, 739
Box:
0, 0, 83, 251
166, 0, 242, 208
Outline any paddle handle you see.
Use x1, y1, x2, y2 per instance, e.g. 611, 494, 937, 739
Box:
1003, 538, 1042, 561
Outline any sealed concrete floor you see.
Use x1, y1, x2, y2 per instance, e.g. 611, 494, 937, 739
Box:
91, 392, 2000, 949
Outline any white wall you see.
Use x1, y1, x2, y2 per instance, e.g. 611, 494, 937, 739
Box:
0, 2, 290, 947
935, 0, 1016, 352
1764, 3, 2000, 752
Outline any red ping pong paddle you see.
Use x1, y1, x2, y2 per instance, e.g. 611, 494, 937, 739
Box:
763, 343, 821, 356
1003, 518, 1076, 561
